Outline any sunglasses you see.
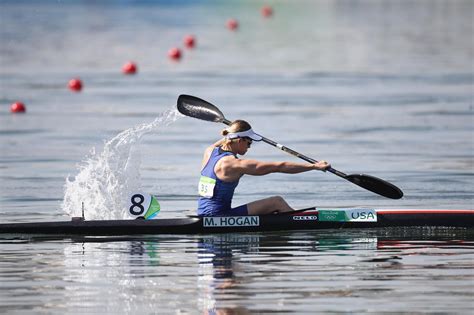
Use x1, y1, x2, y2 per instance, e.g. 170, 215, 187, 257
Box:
242, 137, 253, 147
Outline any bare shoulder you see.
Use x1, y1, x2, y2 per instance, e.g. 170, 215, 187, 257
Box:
204, 145, 215, 155
218, 154, 240, 167
201, 145, 216, 168
215, 155, 244, 181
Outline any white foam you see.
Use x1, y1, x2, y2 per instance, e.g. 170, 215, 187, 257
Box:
62, 109, 181, 220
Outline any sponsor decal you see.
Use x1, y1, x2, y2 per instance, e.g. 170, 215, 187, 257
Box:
203, 216, 260, 227
293, 215, 318, 221
319, 209, 377, 222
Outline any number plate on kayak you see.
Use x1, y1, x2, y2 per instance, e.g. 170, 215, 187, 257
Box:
318, 209, 377, 222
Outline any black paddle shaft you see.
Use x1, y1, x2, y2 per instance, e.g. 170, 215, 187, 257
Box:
222, 116, 321, 162
177, 94, 404, 199
262, 135, 368, 178
223, 117, 337, 171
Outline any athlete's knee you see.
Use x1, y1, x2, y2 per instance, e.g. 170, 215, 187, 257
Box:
271, 195, 285, 204
270, 195, 292, 212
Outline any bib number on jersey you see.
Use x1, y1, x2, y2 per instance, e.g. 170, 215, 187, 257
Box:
198, 176, 216, 198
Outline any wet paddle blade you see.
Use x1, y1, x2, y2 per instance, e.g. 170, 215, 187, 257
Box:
346, 174, 404, 199
177, 94, 229, 124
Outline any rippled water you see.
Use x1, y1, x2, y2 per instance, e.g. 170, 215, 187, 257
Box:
1, 0, 473, 313
2, 229, 473, 314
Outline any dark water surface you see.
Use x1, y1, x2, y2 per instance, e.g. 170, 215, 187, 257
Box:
0, 0, 473, 313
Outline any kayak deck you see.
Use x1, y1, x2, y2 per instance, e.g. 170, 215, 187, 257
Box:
0, 209, 473, 236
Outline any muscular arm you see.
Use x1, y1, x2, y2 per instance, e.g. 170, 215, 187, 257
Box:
220, 158, 330, 179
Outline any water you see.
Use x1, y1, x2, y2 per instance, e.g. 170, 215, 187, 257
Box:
62, 109, 181, 220
1, 229, 473, 314
0, 0, 473, 313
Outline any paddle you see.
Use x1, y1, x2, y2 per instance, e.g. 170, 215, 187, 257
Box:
177, 94, 403, 199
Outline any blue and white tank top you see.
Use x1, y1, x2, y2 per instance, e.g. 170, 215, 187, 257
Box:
197, 147, 239, 216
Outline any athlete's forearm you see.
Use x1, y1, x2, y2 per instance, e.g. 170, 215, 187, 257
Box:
276, 162, 317, 174
250, 162, 314, 175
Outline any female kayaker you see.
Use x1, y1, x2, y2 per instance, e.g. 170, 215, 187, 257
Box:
197, 120, 330, 216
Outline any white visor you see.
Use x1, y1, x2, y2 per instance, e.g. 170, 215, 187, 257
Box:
225, 128, 263, 141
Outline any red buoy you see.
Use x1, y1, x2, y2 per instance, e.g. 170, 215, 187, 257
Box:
68, 78, 83, 92
226, 18, 239, 31
10, 102, 26, 113
183, 35, 196, 49
261, 6, 273, 18
168, 47, 182, 61
122, 61, 137, 74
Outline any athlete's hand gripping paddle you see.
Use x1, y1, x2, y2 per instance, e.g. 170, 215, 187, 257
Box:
177, 94, 403, 199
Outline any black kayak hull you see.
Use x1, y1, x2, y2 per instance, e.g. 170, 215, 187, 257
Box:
0, 209, 473, 236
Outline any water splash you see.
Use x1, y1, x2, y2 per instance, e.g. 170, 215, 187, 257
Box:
62, 109, 181, 220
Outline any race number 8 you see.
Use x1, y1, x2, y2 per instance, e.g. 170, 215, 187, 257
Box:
129, 194, 145, 215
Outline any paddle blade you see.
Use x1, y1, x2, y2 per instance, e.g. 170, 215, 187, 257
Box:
346, 174, 404, 199
177, 94, 230, 124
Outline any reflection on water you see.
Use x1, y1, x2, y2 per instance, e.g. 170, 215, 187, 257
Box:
197, 234, 258, 313
193, 229, 474, 314
1, 228, 473, 313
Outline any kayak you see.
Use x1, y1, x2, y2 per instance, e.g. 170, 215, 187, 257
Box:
0, 208, 472, 236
